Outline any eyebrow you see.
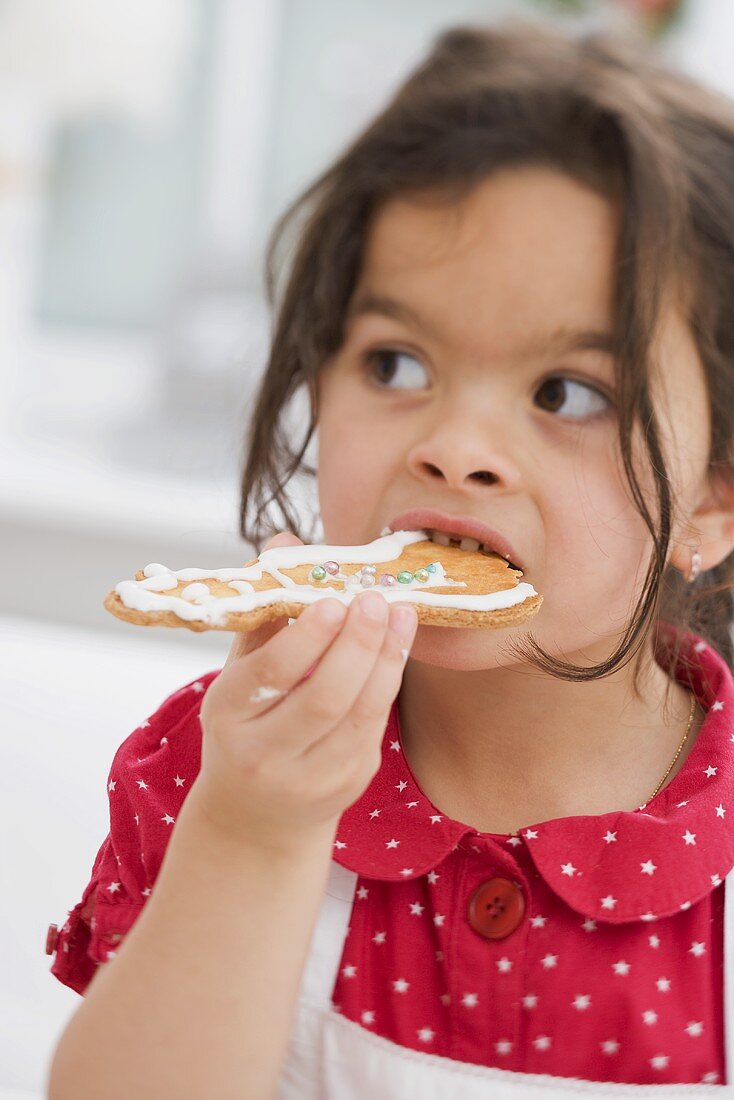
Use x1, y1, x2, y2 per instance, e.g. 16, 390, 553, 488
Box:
347, 293, 617, 357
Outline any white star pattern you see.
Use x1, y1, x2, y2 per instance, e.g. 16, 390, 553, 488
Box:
52, 642, 732, 1087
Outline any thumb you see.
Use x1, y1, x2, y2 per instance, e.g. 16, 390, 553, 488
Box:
223, 531, 304, 669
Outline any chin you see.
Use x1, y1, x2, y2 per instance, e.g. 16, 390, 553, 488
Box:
406, 623, 529, 671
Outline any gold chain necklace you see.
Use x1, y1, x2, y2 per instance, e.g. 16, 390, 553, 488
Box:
639, 691, 697, 809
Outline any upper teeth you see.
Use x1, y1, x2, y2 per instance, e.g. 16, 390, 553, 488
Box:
427, 530, 506, 557
381, 525, 512, 562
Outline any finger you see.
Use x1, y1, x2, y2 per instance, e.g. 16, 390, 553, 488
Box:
257, 590, 392, 751
306, 602, 418, 772
219, 595, 350, 713
223, 531, 304, 670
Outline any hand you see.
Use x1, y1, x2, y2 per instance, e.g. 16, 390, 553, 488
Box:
191, 532, 419, 856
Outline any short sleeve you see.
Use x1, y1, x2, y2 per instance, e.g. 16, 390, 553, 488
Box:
48, 670, 220, 996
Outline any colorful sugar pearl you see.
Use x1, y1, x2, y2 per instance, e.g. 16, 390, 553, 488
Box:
308, 559, 442, 591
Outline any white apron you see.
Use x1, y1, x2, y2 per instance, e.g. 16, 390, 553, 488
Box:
276, 860, 734, 1098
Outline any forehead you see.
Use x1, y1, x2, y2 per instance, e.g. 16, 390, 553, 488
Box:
353, 166, 618, 356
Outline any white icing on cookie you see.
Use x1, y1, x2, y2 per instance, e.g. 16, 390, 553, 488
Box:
115, 530, 537, 627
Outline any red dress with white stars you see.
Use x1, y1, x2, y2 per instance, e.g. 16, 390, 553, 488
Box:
48, 623, 734, 1086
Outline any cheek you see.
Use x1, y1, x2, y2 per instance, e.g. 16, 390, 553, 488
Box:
316, 398, 387, 539
546, 431, 655, 591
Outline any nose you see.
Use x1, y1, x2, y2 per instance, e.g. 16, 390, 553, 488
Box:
406, 423, 521, 492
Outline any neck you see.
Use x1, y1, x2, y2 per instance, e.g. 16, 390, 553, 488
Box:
397, 636, 700, 836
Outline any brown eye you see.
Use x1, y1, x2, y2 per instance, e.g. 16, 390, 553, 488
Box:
363, 348, 428, 390
535, 377, 610, 420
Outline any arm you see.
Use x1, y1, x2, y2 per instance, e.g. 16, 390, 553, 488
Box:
47, 794, 335, 1100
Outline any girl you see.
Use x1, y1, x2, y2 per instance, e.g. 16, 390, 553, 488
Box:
48, 19, 734, 1098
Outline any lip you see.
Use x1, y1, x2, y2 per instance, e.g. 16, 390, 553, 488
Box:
386, 509, 524, 571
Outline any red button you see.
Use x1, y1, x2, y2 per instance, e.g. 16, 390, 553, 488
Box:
467, 878, 525, 940
46, 924, 60, 955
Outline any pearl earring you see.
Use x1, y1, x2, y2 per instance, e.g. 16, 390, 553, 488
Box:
686, 549, 702, 583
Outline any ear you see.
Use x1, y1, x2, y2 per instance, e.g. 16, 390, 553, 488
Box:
670, 468, 734, 578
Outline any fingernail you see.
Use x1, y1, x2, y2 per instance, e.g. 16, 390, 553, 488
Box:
359, 591, 388, 621
389, 604, 417, 637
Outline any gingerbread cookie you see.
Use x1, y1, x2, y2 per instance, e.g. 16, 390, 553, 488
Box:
104, 529, 542, 633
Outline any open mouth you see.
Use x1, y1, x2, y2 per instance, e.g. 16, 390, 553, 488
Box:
421, 529, 523, 572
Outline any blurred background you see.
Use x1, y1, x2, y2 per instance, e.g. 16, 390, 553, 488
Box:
2, 0, 732, 1095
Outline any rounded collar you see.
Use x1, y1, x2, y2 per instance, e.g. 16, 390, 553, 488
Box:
333, 625, 734, 922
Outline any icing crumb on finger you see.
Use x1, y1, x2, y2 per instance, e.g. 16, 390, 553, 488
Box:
250, 684, 285, 704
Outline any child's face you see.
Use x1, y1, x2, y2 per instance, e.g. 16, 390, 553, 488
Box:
314, 165, 712, 670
